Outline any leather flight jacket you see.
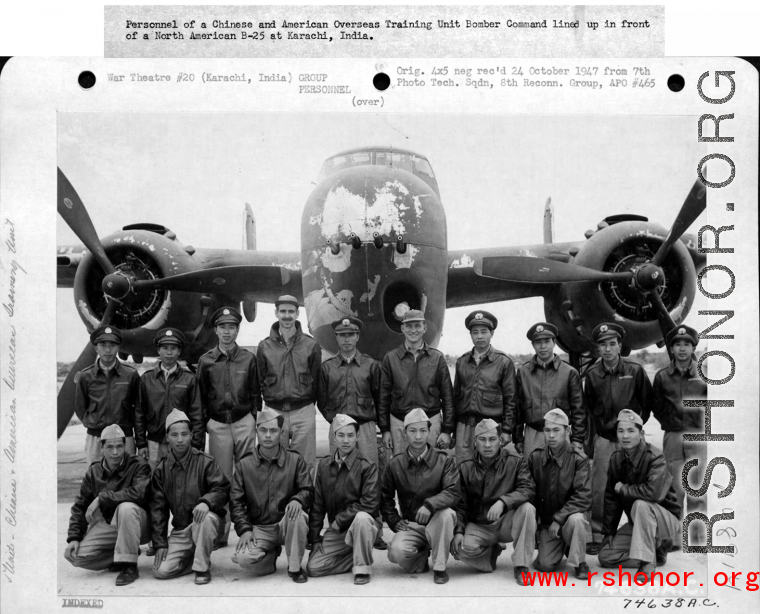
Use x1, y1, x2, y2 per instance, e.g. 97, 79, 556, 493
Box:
150, 448, 230, 549
513, 355, 585, 446
602, 440, 682, 536
584, 357, 653, 442
528, 441, 592, 527
136, 363, 204, 450
309, 447, 379, 544
378, 343, 455, 435
230, 444, 313, 533
74, 359, 141, 437
455, 448, 535, 534
67, 454, 151, 543
318, 351, 380, 425
256, 322, 322, 411
653, 360, 707, 433
453, 346, 517, 432
380, 446, 459, 532
197, 343, 260, 425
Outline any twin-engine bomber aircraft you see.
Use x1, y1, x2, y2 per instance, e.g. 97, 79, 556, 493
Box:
57, 145, 707, 437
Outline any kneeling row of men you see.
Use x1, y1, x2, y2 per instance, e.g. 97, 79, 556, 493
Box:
66, 406, 681, 587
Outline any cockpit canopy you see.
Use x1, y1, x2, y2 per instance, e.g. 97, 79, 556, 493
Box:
317, 146, 439, 198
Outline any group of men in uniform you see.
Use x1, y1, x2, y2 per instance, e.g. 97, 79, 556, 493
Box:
66, 295, 705, 587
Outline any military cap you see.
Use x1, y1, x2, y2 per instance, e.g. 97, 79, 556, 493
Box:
544, 408, 569, 427
466, 310, 497, 331
100, 424, 126, 441
275, 295, 300, 308
526, 322, 558, 341
401, 309, 426, 324
404, 407, 431, 428
90, 325, 122, 345
257, 407, 283, 427
666, 325, 699, 348
592, 322, 626, 343
474, 418, 500, 437
211, 306, 242, 327
165, 408, 190, 432
616, 409, 643, 427
154, 327, 186, 348
332, 316, 363, 333
331, 413, 358, 435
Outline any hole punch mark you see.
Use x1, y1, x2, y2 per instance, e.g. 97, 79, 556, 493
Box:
78, 70, 96, 90
667, 74, 685, 92
373, 72, 390, 91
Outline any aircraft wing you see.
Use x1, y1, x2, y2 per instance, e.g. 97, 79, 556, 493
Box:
57, 244, 85, 288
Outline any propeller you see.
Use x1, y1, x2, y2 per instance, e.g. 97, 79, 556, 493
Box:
651, 178, 706, 267
476, 256, 634, 284
132, 265, 291, 295
57, 343, 98, 438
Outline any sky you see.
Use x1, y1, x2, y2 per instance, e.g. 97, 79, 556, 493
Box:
57, 111, 707, 361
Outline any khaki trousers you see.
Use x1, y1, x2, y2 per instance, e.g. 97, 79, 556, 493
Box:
663, 432, 707, 517
306, 512, 378, 576
267, 404, 317, 474
232, 511, 309, 575
389, 413, 442, 458
522, 426, 545, 461
69, 503, 150, 570
85, 434, 135, 466
207, 412, 256, 543
458, 502, 536, 572
387, 508, 456, 573
591, 436, 619, 542
147, 441, 170, 469
153, 512, 222, 577
535, 512, 590, 570
455, 421, 476, 465
598, 500, 680, 568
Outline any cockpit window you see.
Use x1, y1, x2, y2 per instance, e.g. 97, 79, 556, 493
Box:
317, 149, 437, 187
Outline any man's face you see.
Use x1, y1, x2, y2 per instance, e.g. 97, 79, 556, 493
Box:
672, 340, 694, 363
617, 423, 642, 451
257, 422, 282, 449
276, 304, 298, 330
470, 325, 493, 352
598, 338, 622, 364
96, 341, 119, 365
474, 431, 499, 459
336, 332, 359, 355
101, 439, 125, 469
157, 343, 181, 367
532, 337, 555, 362
334, 425, 358, 456
543, 423, 568, 449
215, 322, 239, 346
401, 321, 426, 345
405, 422, 429, 454
167, 422, 191, 457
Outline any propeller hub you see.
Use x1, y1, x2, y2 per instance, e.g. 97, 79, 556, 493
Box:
102, 272, 131, 300
634, 263, 665, 292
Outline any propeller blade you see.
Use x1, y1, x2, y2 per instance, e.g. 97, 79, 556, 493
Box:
651, 179, 707, 267
58, 168, 115, 275
100, 298, 119, 326
57, 343, 98, 438
648, 290, 677, 342
476, 256, 633, 284
133, 265, 291, 295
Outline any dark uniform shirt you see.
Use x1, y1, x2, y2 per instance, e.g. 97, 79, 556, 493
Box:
317, 351, 380, 424
74, 359, 141, 437
528, 441, 592, 527
230, 445, 313, 534
584, 357, 653, 442
197, 343, 260, 424
453, 345, 516, 431
309, 447, 379, 543
653, 360, 706, 433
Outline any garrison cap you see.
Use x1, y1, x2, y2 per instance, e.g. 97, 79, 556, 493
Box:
474, 418, 500, 437
544, 408, 569, 427
666, 325, 699, 348
592, 322, 626, 343
90, 325, 122, 346
401, 309, 426, 324
257, 408, 283, 428
404, 408, 431, 428
165, 408, 190, 432
100, 424, 126, 441
275, 295, 300, 308
331, 414, 358, 435
332, 317, 363, 333
211, 306, 242, 327
616, 409, 644, 427
154, 327, 186, 348
526, 322, 558, 342
466, 310, 497, 331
